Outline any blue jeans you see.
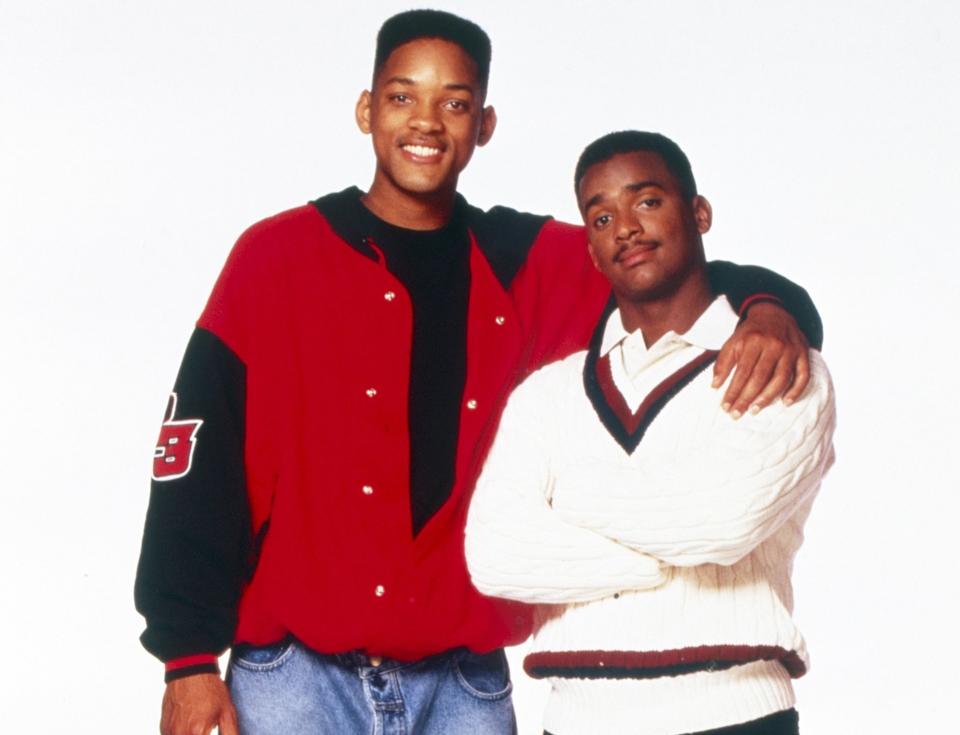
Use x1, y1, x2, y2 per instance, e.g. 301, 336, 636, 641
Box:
227, 638, 517, 734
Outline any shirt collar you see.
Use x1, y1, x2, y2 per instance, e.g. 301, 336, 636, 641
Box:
600, 295, 739, 357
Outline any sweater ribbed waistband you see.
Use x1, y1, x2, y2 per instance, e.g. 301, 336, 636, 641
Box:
542, 659, 795, 735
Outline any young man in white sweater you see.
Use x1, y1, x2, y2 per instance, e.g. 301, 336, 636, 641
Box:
465, 131, 836, 735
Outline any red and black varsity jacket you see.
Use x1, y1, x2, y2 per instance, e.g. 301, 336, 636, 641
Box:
134, 187, 823, 681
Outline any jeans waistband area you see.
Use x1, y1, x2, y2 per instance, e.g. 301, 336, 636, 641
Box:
332, 646, 469, 676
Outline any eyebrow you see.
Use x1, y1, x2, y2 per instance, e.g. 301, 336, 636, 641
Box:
581, 180, 665, 213
625, 180, 664, 193
442, 82, 475, 94
382, 76, 475, 95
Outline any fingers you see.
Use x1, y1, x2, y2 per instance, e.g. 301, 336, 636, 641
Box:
160, 712, 218, 735
219, 706, 241, 735
783, 348, 811, 405
719, 339, 760, 416
160, 715, 218, 735
717, 302, 814, 416
744, 354, 793, 414
160, 675, 229, 735
722, 341, 777, 417
711, 339, 739, 390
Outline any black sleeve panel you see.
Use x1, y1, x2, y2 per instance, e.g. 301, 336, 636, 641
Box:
467, 205, 553, 289
707, 260, 824, 350
134, 327, 251, 661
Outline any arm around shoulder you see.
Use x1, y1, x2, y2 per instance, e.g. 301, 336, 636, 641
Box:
708, 260, 823, 350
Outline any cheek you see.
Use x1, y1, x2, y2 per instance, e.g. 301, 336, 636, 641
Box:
370, 106, 404, 132
586, 242, 600, 269
450, 117, 481, 146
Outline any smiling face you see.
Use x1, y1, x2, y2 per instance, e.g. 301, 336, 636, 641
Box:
356, 37, 496, 219
577, 150, 712, 303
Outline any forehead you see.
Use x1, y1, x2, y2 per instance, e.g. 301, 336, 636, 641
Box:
578, 151, 680, 205
375, 37, 481, 90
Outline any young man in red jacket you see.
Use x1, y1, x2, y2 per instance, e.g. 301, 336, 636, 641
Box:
135, 10, 822, 735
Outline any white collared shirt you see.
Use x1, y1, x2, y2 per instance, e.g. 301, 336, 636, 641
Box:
602, 295, 738, 412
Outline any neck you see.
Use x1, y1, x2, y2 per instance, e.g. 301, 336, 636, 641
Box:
362, 176, 457, 231
618, 269, 714, 348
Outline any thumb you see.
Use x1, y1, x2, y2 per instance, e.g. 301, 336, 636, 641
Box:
218, 704, 240, 735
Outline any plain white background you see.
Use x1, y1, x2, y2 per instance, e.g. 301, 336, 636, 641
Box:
2, 1, 958, 732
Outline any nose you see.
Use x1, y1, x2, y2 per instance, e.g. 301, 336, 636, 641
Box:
615, 206, 643, 242
409, 104, 443, 133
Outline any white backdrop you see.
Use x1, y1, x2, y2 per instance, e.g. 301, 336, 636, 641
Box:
2, 1, 958, 732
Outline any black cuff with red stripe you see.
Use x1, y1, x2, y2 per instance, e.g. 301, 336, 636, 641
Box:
737, 293, 784, 321
164, 654, 221, 683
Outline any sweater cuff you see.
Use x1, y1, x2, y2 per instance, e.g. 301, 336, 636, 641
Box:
737, 293, 784, 320
164, 654, 221, 683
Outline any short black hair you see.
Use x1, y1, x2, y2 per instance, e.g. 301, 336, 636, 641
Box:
574, 131, 698, 202
374, 10, 492, 93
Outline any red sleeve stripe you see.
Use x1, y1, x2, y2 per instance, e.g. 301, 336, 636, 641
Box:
737, 293, 783, 317
165, 654, 220, 672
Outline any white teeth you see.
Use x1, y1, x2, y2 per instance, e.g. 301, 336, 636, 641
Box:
403, 145, 441, 157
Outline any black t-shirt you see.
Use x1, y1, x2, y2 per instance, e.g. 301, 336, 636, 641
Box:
354, 202, 471, 536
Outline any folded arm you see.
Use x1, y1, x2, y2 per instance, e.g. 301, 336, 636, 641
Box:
558, 354, 836, 567
465, 369, 666, 603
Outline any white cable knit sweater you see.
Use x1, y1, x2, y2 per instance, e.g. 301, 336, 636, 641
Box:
465, 297, 836, 735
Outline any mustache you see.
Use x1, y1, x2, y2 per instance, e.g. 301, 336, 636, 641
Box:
613, 240, 659, 262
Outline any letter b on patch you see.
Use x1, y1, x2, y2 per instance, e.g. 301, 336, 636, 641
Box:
152, 393, 203, 481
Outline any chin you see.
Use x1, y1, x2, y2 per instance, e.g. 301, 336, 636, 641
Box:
397, 176, 456, 198
612, 275, 666, 301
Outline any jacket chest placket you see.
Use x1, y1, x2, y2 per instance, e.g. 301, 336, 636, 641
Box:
326, 263, 414, 612
449, 245, 526, 506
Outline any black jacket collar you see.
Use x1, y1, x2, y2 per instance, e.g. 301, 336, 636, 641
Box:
310, 187, 552, 290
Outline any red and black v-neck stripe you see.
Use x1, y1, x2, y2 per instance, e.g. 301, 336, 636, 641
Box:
583, 298, 719, 455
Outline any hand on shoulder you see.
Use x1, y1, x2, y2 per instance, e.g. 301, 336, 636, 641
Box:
713, 302, 813, 418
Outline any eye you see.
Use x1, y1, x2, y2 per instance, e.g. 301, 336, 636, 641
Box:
637, 197, 662, 209
389, 93, 412, 104
445, 99, 470, 112
592, 214, 612, 229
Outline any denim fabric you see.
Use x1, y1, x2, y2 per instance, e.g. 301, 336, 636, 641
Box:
227, 639, 516, 734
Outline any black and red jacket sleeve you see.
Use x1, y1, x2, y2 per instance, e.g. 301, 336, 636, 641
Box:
707, 260, 824, 350
134, 225, 259, 684
134, 327, 251, 681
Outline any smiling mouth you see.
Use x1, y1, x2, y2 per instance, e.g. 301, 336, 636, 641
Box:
401, 144, 443, 159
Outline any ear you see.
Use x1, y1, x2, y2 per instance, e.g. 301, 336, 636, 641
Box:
692, 195, 712, 234
477, 105, 497, 147
586, 240, 601, 271
355, 90, 372, 135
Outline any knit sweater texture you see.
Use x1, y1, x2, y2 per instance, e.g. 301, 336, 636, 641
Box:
465, 297, 836, 735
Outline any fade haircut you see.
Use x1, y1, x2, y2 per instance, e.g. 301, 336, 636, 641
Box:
373, 9, 492, 94
574, 131, 698, 203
